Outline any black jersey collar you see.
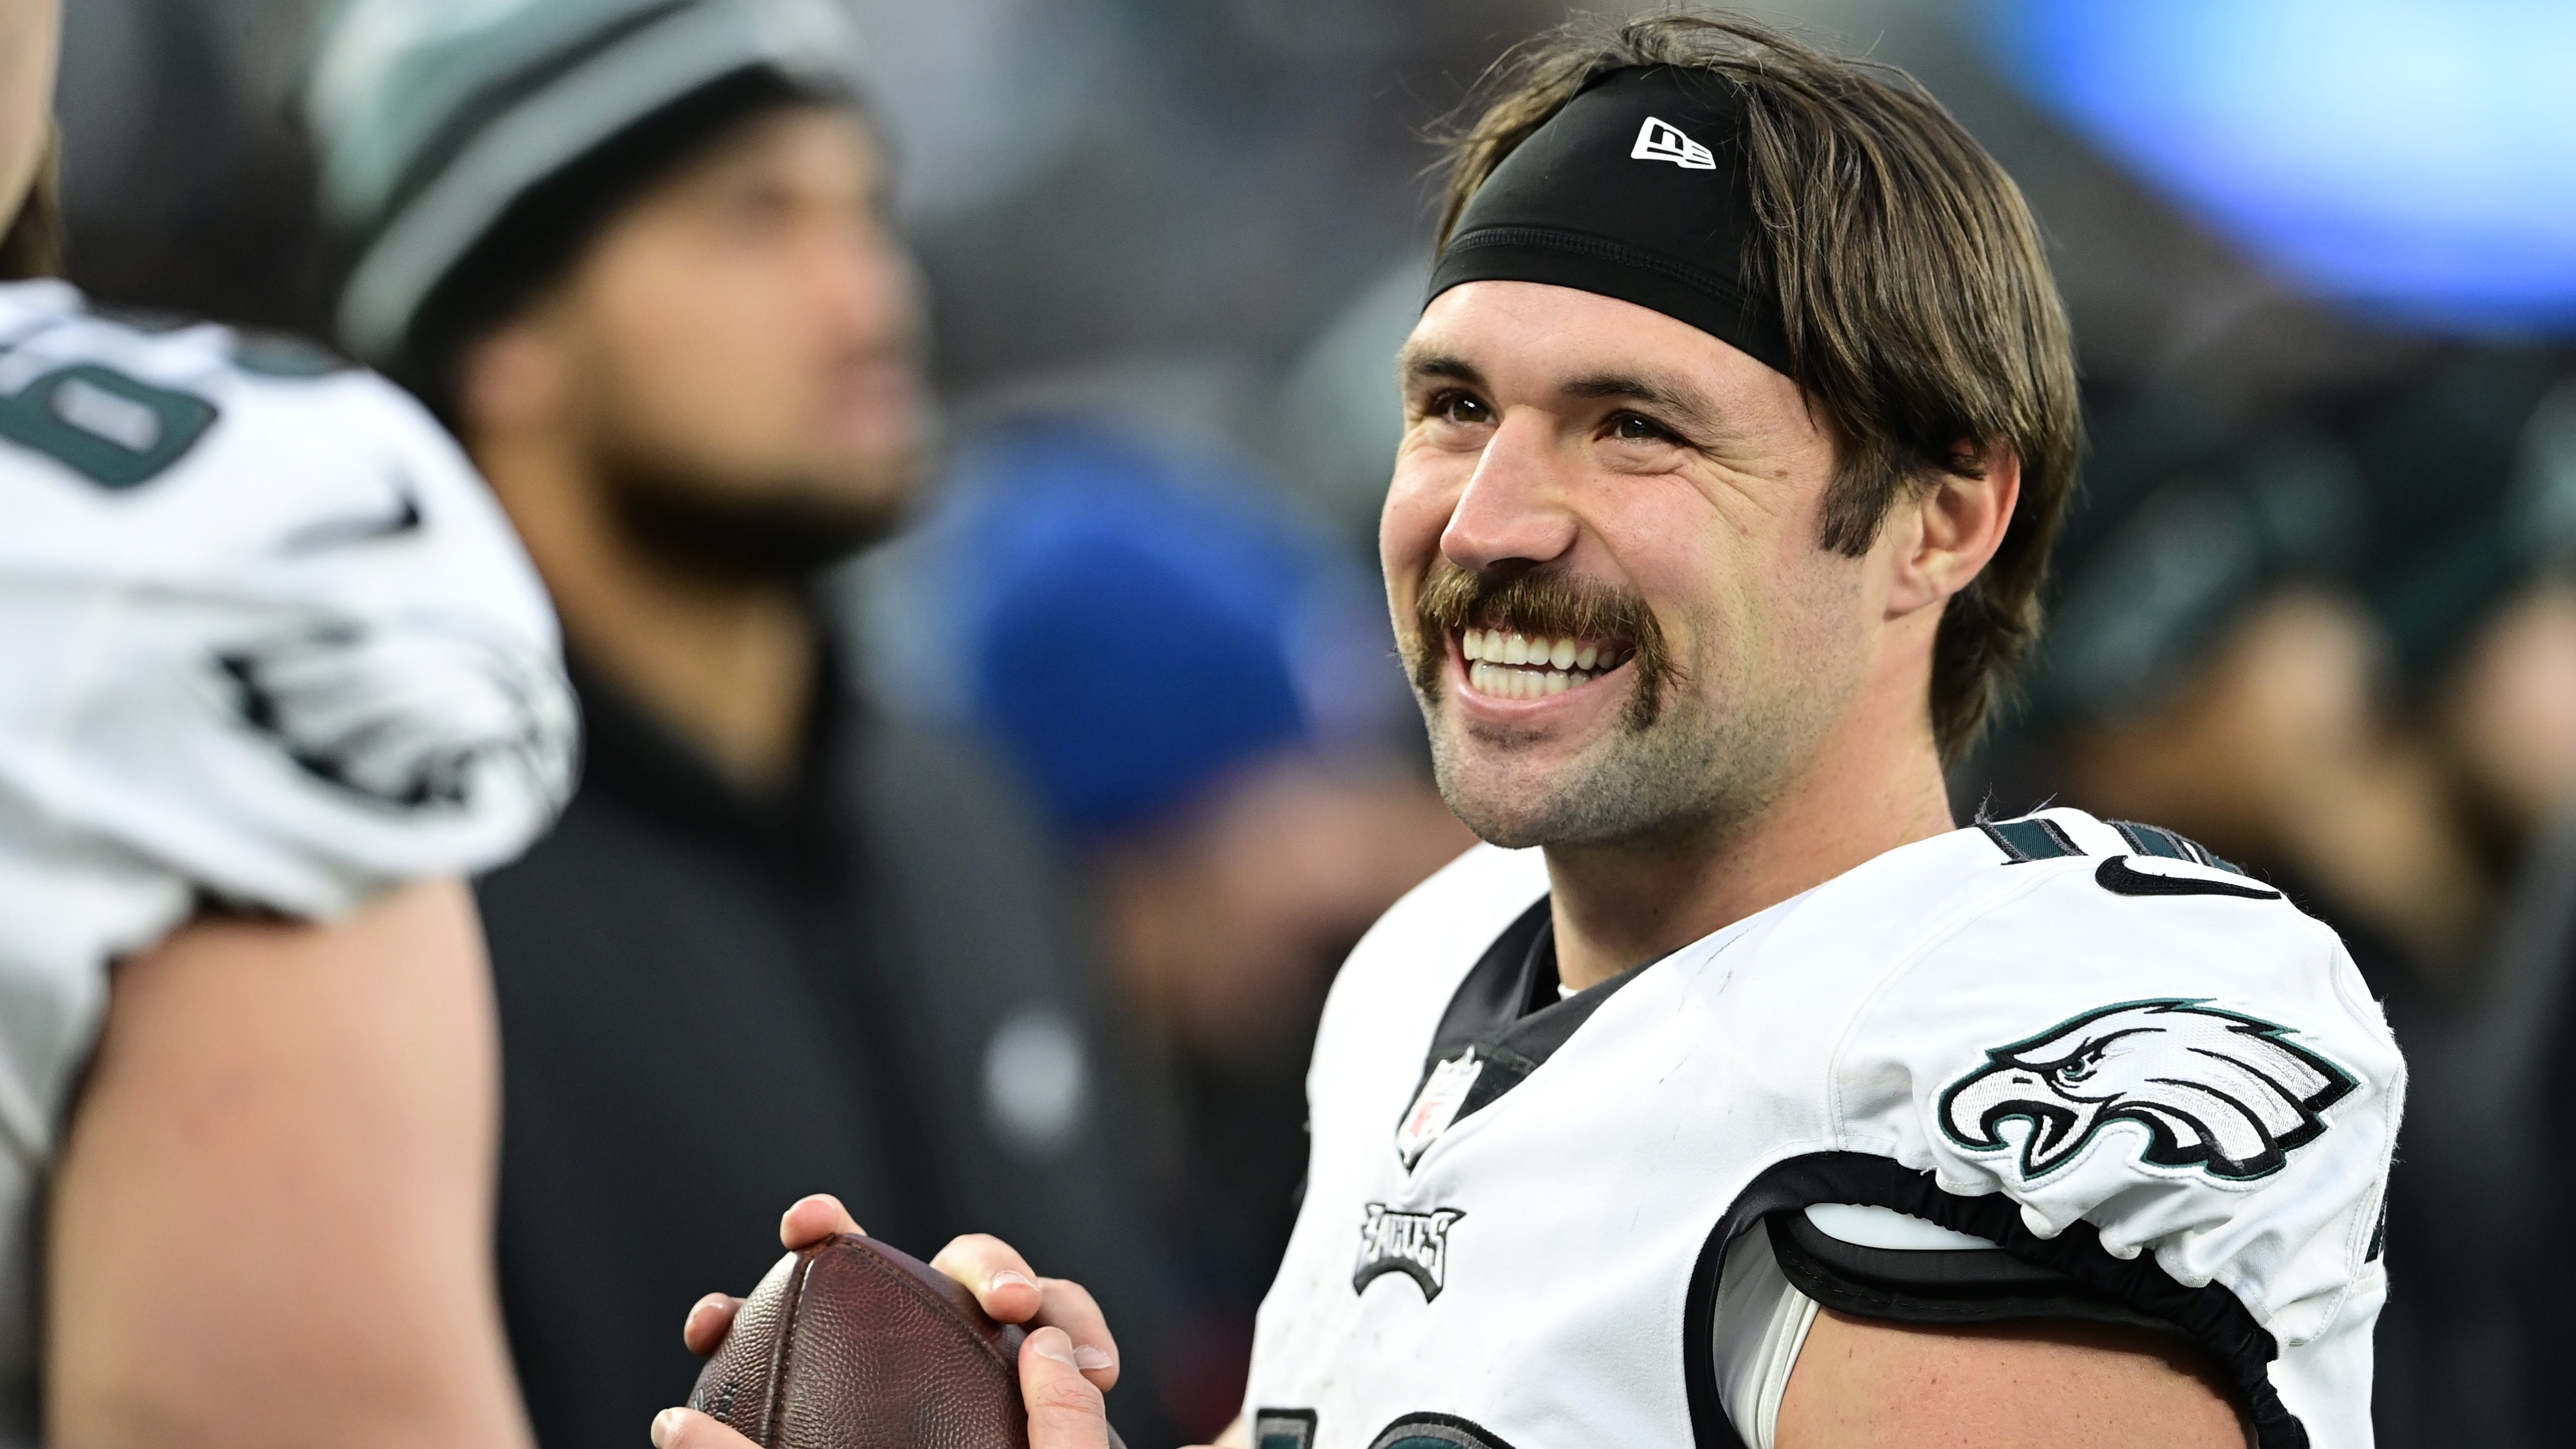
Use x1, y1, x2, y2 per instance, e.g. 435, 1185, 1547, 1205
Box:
1411, 896, 1658, 1133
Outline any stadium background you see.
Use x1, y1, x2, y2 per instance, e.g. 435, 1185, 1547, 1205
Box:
47, 2, 2576, 1445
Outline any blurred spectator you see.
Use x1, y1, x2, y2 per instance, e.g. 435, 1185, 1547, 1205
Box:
863, 418, 1472, 1434
2449, 801, 2576, 1449
301, 4, 1169, 1446
2356, 353, 2576, 868
2353, 353, 2576, 1449
2042, 390, 2486, 998
2435, 575, 2576, 851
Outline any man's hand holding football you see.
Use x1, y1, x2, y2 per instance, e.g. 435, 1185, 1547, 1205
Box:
656, 1198, 1158, 1449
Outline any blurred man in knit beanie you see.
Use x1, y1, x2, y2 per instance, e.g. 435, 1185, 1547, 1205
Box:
306, 4, 1172, 1444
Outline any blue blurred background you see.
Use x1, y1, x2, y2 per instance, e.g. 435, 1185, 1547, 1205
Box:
1991, 0, 2576, 331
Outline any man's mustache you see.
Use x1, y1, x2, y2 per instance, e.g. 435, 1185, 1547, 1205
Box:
1408, 560, 1675, 727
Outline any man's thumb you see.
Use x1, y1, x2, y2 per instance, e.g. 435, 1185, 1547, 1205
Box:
1021, 1327, 1113, 1449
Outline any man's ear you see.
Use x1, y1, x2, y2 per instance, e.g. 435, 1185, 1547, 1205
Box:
1885, 441, 2021, 619
455, 313, 573, 444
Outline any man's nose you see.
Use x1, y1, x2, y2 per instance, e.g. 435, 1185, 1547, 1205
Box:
1440, 412, 1579, 573
810, 223, 918, 342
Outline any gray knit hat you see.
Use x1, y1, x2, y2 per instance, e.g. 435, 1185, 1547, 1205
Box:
306, 0, 865, 366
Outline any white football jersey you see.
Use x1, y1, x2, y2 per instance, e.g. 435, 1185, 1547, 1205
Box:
1245, 807, 2401, 1449
0, 280, 575, 1440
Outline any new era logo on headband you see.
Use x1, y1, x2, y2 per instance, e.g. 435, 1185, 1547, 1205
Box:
1631, 116, 1716, 170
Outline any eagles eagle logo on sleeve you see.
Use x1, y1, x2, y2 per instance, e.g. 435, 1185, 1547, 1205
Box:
217, 621, 577, 813
1939, 999, 2358, 1182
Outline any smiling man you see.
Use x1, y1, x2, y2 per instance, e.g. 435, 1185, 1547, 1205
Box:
662, 13, 2400, 1449
1225, 22, 2400, 1448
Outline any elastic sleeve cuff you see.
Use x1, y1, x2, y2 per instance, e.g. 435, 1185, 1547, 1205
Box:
1766, 1209, 2187, 1338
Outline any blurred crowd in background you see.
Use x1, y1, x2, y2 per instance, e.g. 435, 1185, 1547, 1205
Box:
46, 0, 2576, 1445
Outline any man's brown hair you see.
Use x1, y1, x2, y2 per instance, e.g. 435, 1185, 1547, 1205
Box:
1438, 11, 2079, 760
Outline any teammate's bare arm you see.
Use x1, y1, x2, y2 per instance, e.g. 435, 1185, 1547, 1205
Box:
0, 0, 55, 213
46, 882, 537, 1449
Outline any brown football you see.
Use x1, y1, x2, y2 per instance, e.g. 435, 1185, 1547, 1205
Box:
689, 1233, 1030, 1449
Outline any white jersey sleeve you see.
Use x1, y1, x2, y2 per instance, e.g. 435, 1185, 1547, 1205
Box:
0, 280, 574, 1436
1775, 810, 2402, 1446
0, 280, 574, 935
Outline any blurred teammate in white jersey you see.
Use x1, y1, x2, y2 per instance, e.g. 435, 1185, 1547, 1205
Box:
0, 4, 576, 1443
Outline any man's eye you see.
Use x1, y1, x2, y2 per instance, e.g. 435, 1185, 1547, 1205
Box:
1609, 413, 1674, 442
1430, 392, 1492, 426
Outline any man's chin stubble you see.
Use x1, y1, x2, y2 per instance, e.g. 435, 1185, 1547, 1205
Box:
1425, 703, 1736, 850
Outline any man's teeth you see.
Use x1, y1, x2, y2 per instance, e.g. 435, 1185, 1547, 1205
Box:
1469, 662, 1591, 699
1458, 628, 1627, 700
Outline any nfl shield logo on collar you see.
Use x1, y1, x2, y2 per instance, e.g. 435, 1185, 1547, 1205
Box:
1395, 1050, 1483, 1166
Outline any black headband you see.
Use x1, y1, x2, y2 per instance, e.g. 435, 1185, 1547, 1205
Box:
1425, 65, 1792, 377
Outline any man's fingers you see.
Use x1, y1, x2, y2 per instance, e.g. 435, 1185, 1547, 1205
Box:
689, 1191, 858, 1365
651, 1407, 764, 1449
1020, 1328, 1111, 1449
665, 1309, 1119, 1449
778, 1193, 865, 1250
1028, 1274, 1119, 1390
930, 1232, 1045, 1324
929, 1235, 1117, 1387
682, 1293, 743, 1356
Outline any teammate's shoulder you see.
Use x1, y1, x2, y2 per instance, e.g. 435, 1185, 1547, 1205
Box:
0, 279, 367, 390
